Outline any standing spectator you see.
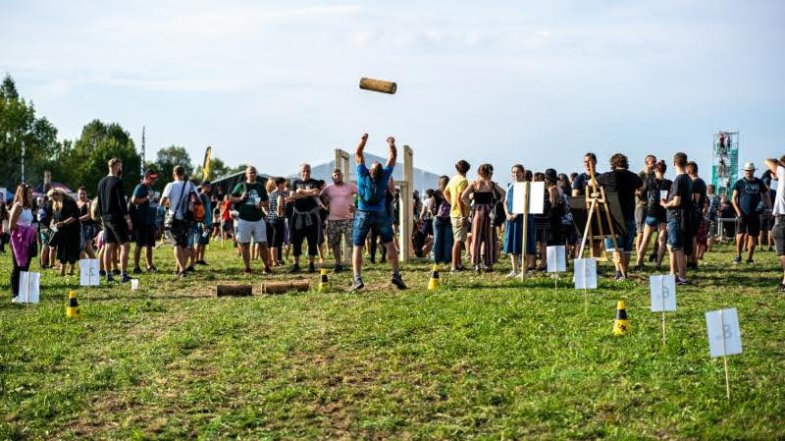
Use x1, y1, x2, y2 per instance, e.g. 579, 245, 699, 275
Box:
687, 161, 709, 265
266, 177, 287, 266
161, 165, 199, 278
431, 176, 453, 266
350, 133, 406, 291
97, 158, 133, 283
502, 164, 535, 277
444, 160, 471, 272
229, 166, 271, 275
130, 170, 159, 273
661, 152, 692, 285
289, 163, 321, 273
76, 187, 97, 259
634, 160, 671, 270
462, 164, 505, 272
219, 194, 234, 240
0, 199, 9, 254
193, 181, 213, 266
321, 168, 358, 272
571, 153, 598, 197
596, 153, 643, 280
635, 155, 657, 261
8, 184, 37, 300
37, 196, 54, 269
764, 158, 785, 291
731, 162, 771, 265
47, 188, 82, 276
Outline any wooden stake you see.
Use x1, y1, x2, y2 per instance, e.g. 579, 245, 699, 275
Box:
720, 309, 731, 400
359, 77, 397, 94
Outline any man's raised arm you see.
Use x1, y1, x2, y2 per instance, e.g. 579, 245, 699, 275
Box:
356, 133, 368, 165
386, 136, 397, 167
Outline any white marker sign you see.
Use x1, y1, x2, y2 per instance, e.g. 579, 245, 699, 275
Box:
80, 259, 100, 287
706, 308, 742, 358
573, 258, 597, 289
650, 274, 677, 312
546, 246, 567, 273
14, 271, 40, 304
511, 182, 545, 215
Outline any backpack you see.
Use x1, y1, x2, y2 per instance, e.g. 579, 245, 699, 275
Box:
192, 199, 205, 222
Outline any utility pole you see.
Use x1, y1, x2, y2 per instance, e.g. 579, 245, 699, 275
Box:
141, 126, 146, 174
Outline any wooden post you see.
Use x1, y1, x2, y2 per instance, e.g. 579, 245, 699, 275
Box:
398, 145, 414, 262
334, 149, 350, 181
216, 285, 253, 297
261, 280, 311, 295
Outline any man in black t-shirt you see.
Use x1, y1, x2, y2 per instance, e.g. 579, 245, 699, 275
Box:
661, 152, 692, 284
571, 152, 597, 197
687, 161, 708, 266
288, 163, 321, 273
596, 153, 643, 280
97, 157, 133, 283
731, 162, 771, 265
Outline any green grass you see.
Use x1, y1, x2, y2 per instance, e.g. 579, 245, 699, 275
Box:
1, 241, 785, 440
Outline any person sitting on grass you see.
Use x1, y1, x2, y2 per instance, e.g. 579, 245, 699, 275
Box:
350, 133, 406, 291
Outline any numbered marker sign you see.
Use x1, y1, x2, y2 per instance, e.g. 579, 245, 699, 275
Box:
547, 246, 567, 273
80, 259, 100, 287
573, 258, 597, 289
705, 308, 742, 358
14, 271, 40, 304
512, 182, 545, 215
650, 274, 677, 312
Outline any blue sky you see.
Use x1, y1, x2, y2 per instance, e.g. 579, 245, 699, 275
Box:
2, 0, 783, 182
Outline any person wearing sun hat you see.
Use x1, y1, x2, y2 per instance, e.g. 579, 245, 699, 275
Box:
731, 161, 771, 265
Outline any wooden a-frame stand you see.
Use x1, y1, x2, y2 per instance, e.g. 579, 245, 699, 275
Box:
577, 162, 619, 261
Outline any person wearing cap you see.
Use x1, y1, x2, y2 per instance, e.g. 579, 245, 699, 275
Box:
596, 153, 643, 281
192, 181, 213, 266
97, 157, 133, 283
130, 170, 160, 273
731, 161, 771, 265
764, 157, 785, 291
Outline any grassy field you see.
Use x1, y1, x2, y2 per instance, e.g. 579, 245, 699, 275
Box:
1, 240, 785, 440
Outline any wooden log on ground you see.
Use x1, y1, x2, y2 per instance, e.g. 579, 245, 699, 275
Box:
261, 280, 311, 295
359, 77, 397, 94
216, 285, 253, 297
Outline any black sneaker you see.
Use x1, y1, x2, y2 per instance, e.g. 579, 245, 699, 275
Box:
132, 267, 143, 274
391, 274, 407, 290
746, 258, 754, 265
106, 275, 115, 283
350, 279, 365, 292
185, 266, 196, 273
99, 270, 106, 276
177, 271, 186, 279
196, 260, 209, 266
120, 274, 133, 283
147, 266, 158, 273
308, 263, 316, 273
112, 269, 121, 276
288, 264, 301, 274
778, 283, 785, 292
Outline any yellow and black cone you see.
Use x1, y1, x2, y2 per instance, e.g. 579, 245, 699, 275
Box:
427, 264, 440, 290
66, 290, 80, 319
613, 300, 630, 335
318, 269, 330, 293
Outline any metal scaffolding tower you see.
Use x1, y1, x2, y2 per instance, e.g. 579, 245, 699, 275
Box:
711, 131, 739, 198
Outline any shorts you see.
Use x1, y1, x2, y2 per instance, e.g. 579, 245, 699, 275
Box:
104, 219, 130, 244
39, 228, 53, 247
667, 218, 685, 250
222, 219, 233, 232
236, 219, 267, 244
169, 218, 191, 248
644, 216, 662, 228
191, 223, 210, 246
134, 224, 157, 247
760, 215, 773, 233
707, 219, 718, 238
535, 227, 551, 244
773, 217, 785, 256
737, 214, 761, 236
328, 219, 353, 248
450, 216, 468, 242
635, 205, 647, 234
604, 218, 637, 253
353, 211, 393, 246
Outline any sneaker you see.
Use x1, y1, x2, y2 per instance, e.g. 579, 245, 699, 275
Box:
196, 260, 209, 266
778, 283, 785, 292
451, 266, 466, 273
733, 255, 741, 265
746, 258, 754, 265
676, 277, 689, 285
350, 279, 365, 292
614, 271, 625, 282
288, 264, 301, 274
106, 275, 115, 283
132, 267, 143, 274
244, 268, 253, 276
648, 254, 657, 262
177, 271, 186, 279
262, 266, 272, 275
112, 269, 121, 276
147, 266, 158, 273
185, 266, 196, 273
99, 270, 106, 277
633, 263, 643, 271
391, 274, 407, 290
334, 264, 345, 273
505, 270, 519, 278
308, 263, 316, 273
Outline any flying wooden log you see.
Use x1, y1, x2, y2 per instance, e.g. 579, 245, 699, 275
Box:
359, 77, 397, 94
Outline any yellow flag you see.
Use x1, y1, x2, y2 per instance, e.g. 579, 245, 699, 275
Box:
202, 146, 212, 180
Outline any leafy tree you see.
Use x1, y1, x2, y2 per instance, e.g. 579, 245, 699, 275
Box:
0, 74, 59, 189
151, 146, 193, 191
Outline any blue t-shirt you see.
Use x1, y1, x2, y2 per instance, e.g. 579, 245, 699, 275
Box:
357, 164, 394, 213
733, 177, 767, 216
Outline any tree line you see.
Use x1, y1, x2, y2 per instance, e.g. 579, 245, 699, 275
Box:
0, 74, 243, 196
